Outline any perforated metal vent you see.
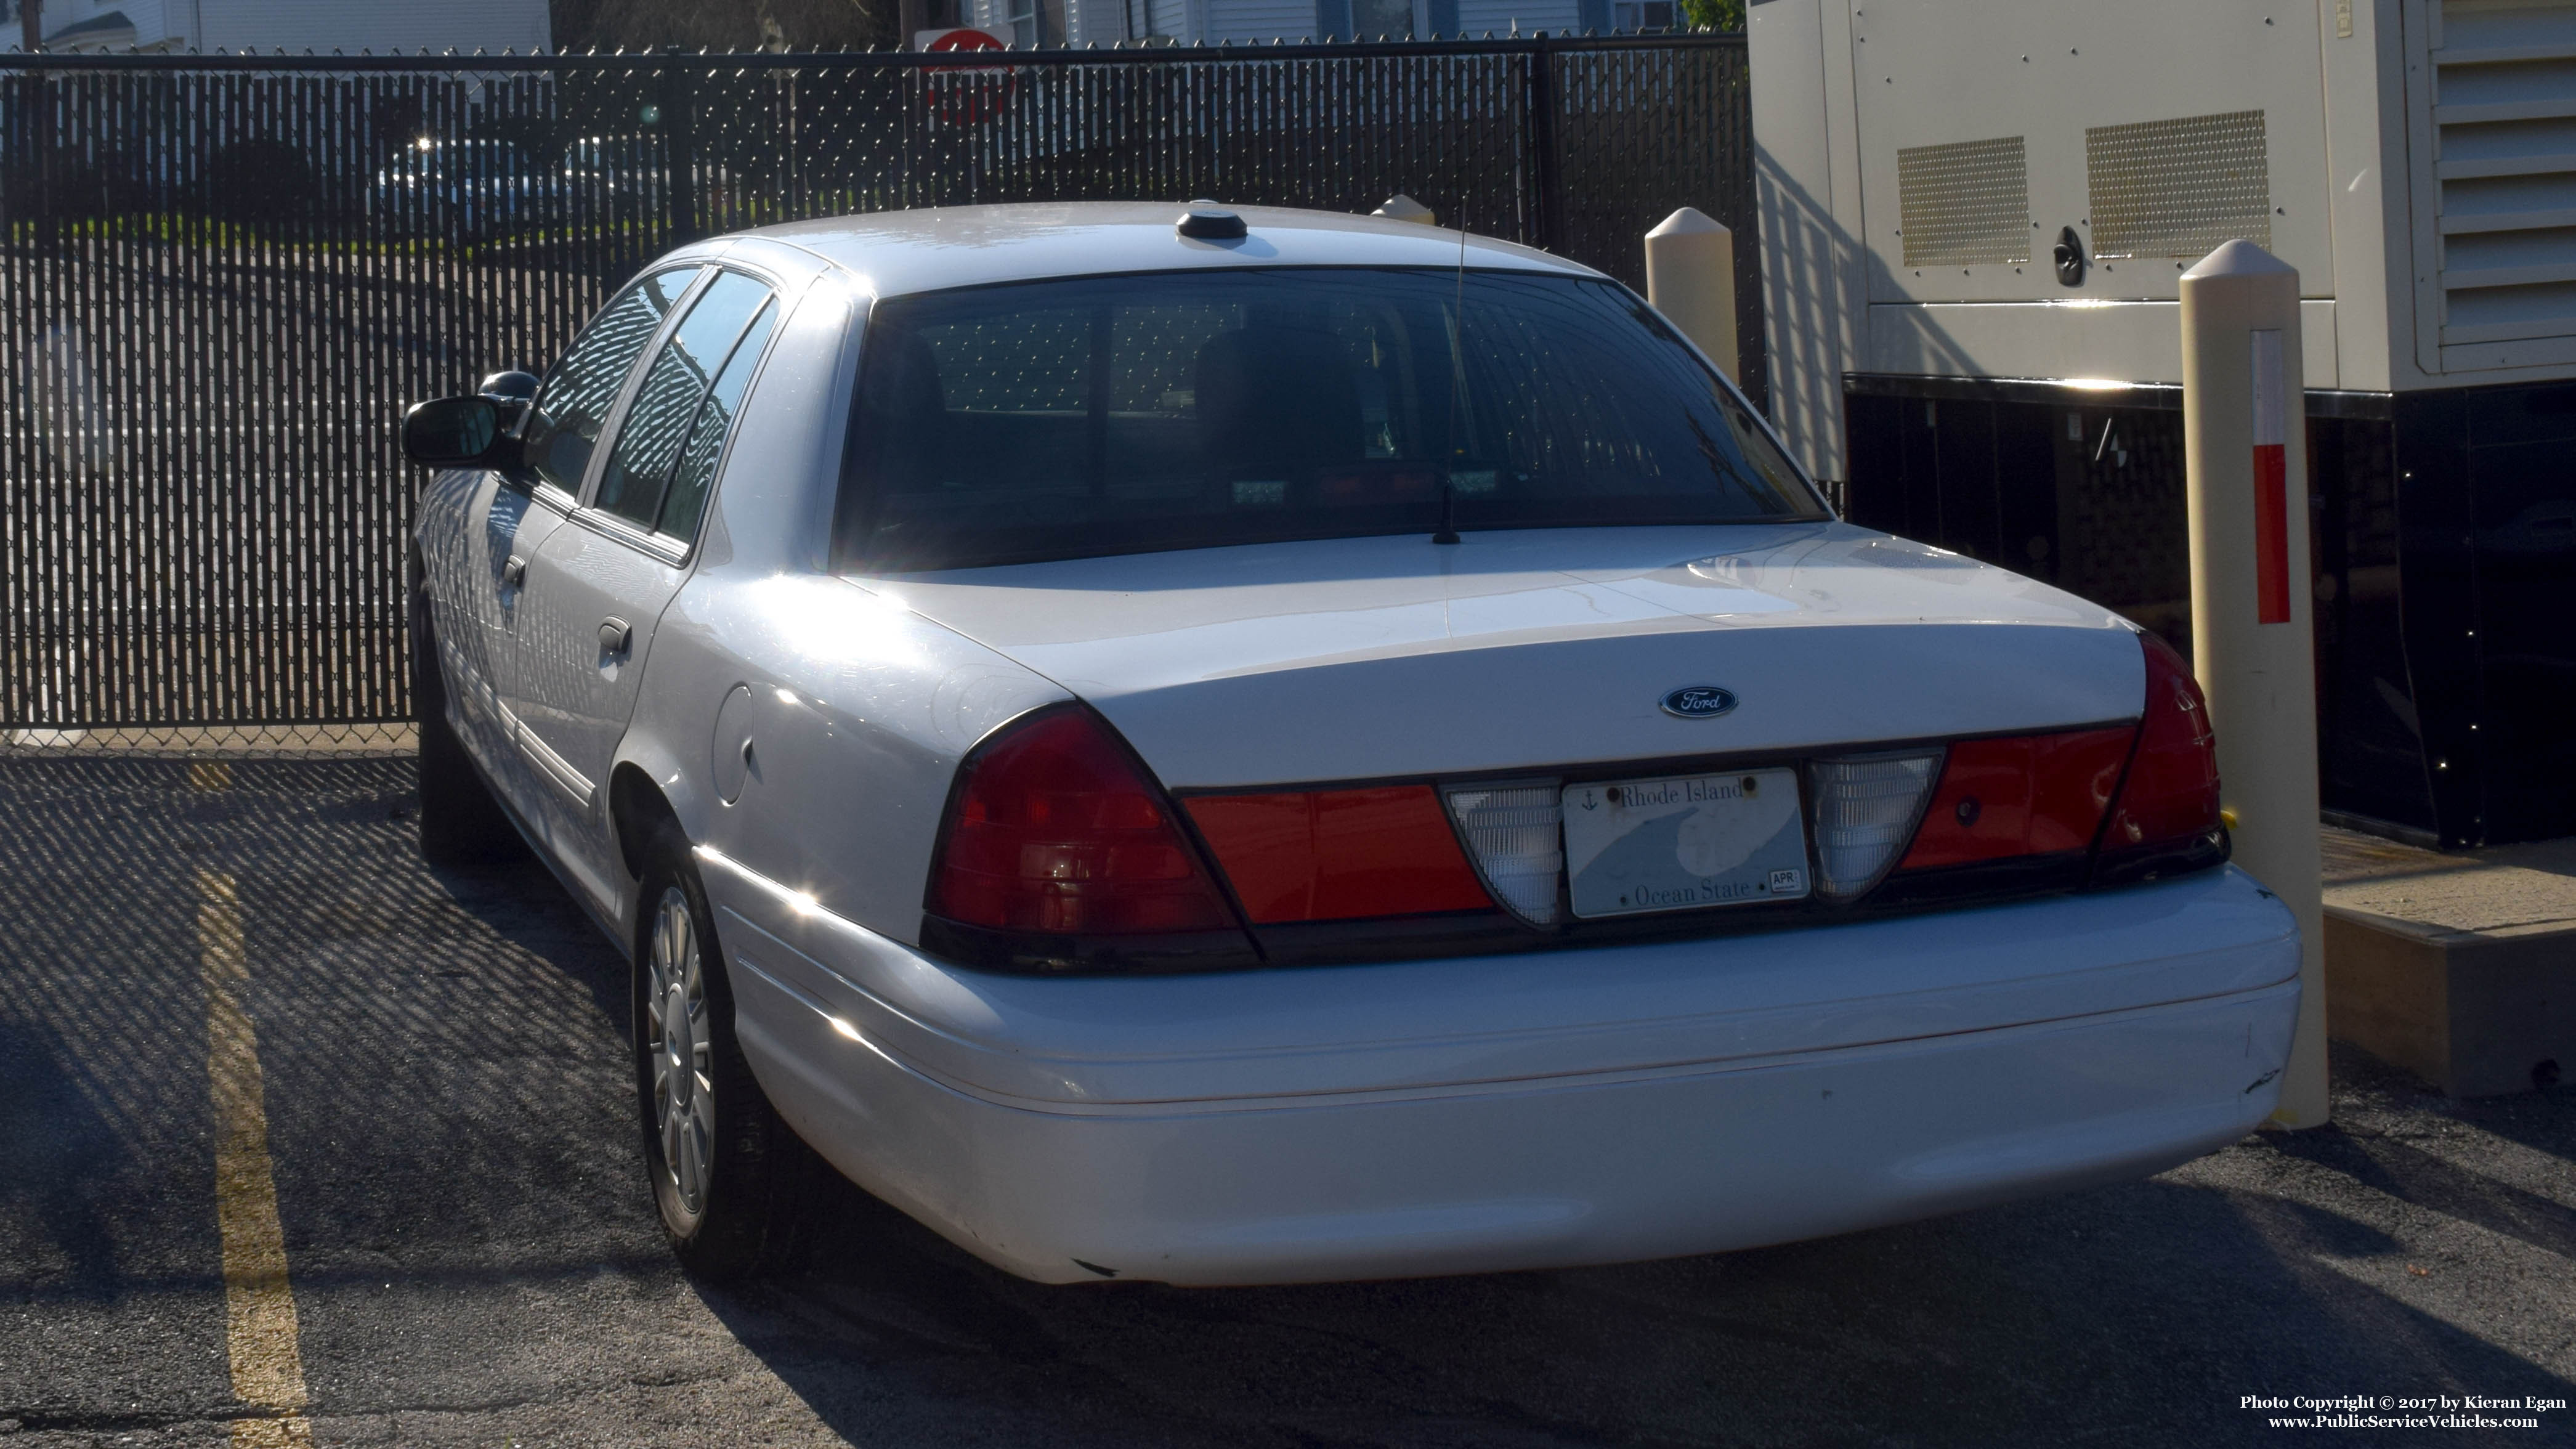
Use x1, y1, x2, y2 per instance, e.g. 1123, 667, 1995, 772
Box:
2084, 110, 2272, 259
1896, 136, 2032, 267
2418, 0, 2576, 367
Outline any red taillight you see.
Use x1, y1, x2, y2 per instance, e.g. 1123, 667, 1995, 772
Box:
1891, 631, 2222, 885
928, 707, 1238, 935
1185, 785, 1494, 923
2099, 630, 2223, 856
1898, 727, 2134, 871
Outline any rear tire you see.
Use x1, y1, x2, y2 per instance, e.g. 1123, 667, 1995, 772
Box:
634, 823, 813, 1279
410, 561, 521, 866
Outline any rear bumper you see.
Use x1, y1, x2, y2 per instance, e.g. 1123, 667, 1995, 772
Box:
712, 861, 2299, 1285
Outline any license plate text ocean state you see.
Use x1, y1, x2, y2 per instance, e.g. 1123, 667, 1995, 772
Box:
1561, 768, 1810, 918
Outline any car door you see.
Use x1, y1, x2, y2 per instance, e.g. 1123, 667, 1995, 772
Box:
490, 262, 705, 837
516, 267, 782, 903
415, 466, 561, 802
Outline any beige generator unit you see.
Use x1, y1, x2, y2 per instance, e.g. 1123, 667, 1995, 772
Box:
1750, 0, 2576, 847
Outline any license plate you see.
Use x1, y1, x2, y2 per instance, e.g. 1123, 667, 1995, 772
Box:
1561, 768, 1809, 919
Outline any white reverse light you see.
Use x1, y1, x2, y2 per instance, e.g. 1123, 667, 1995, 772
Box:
1809, 751, 1943, 899
1444, 783, 1565, 926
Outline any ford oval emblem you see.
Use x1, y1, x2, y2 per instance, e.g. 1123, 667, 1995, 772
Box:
1659, 685, 1738, 720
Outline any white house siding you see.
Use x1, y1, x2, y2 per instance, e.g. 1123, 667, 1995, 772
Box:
1194, 0, 1581, 43
1456, 0, 1574, 34
1203, 0, 1320, 43
22, 0, 169, 49
932, 0, 1578, 44
1066, 0, 1128, 44
200, 0, 549, 54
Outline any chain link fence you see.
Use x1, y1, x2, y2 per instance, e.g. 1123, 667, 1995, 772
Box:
0, 39, 1754, 757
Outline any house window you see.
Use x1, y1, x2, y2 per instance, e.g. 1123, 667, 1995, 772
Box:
1006, 0, 1065, 45
1610, 0, 1675, 29
1351, 0, 1414, 38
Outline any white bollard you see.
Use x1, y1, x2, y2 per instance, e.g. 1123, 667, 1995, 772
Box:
2181, 239, 2328, 1130
1372, 194, 1437, 225
1644, 207, 1738, 383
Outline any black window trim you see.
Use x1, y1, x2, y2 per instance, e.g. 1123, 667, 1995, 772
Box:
572, 262, 717, 509
572, 259, 791, 562
505, 260, 710, 511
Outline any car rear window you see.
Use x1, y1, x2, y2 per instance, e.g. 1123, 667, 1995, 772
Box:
834, 267, 1826, 572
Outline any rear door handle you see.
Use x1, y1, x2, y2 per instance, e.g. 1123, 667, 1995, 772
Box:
503, 554, 527, 588
599, 617, 633, 658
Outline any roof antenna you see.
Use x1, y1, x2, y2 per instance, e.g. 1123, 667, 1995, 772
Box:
1433, 216, 1470, 546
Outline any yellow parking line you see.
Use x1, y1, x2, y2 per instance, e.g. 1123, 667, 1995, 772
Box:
196, 869, 315, 1448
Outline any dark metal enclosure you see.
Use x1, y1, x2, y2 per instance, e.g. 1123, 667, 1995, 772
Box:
0, 38, 1756, 733
1844, 375, 2576, 849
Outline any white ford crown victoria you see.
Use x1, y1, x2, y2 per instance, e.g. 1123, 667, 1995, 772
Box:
399, 201, 2299, 1285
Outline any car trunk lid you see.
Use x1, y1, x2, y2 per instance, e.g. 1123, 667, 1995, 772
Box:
869, 524, 2147, 790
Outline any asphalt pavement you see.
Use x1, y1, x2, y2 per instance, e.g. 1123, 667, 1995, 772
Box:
3, 756, 2571, 1447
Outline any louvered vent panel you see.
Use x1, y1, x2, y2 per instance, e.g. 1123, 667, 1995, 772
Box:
2429, 0, 2576, 354
1896, 136, 2031, 267
2084, 110, 2272, 259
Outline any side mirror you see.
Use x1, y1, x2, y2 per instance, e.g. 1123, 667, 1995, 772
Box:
477, 368, 542, 434
477, 369, 540, 402
401, 395, 513, 468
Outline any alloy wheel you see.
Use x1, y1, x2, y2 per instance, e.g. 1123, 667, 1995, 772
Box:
646, 886, 714, 1216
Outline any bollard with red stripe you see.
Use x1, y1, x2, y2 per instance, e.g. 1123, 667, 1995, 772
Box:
2250, 328, 2293, 624
2181, 239, 2328, 1127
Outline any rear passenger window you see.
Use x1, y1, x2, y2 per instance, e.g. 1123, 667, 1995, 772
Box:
654, 299, 777, 543
596, 270, 772, 530
520, 266, 699, 497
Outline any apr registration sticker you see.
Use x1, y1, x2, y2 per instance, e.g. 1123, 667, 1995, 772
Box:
1560, 768, 1809, 918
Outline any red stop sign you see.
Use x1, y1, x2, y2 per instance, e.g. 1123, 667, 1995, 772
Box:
921, 28, 1016, 127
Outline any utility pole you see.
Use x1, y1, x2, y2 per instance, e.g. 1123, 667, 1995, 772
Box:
20, 0, 43, 52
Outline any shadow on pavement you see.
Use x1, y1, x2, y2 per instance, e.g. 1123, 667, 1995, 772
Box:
3, 755, 2570, 1447
693, 1145, 2576, 1447
0, 1017, 128, 1304
2272, 1121, 2576, 1262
